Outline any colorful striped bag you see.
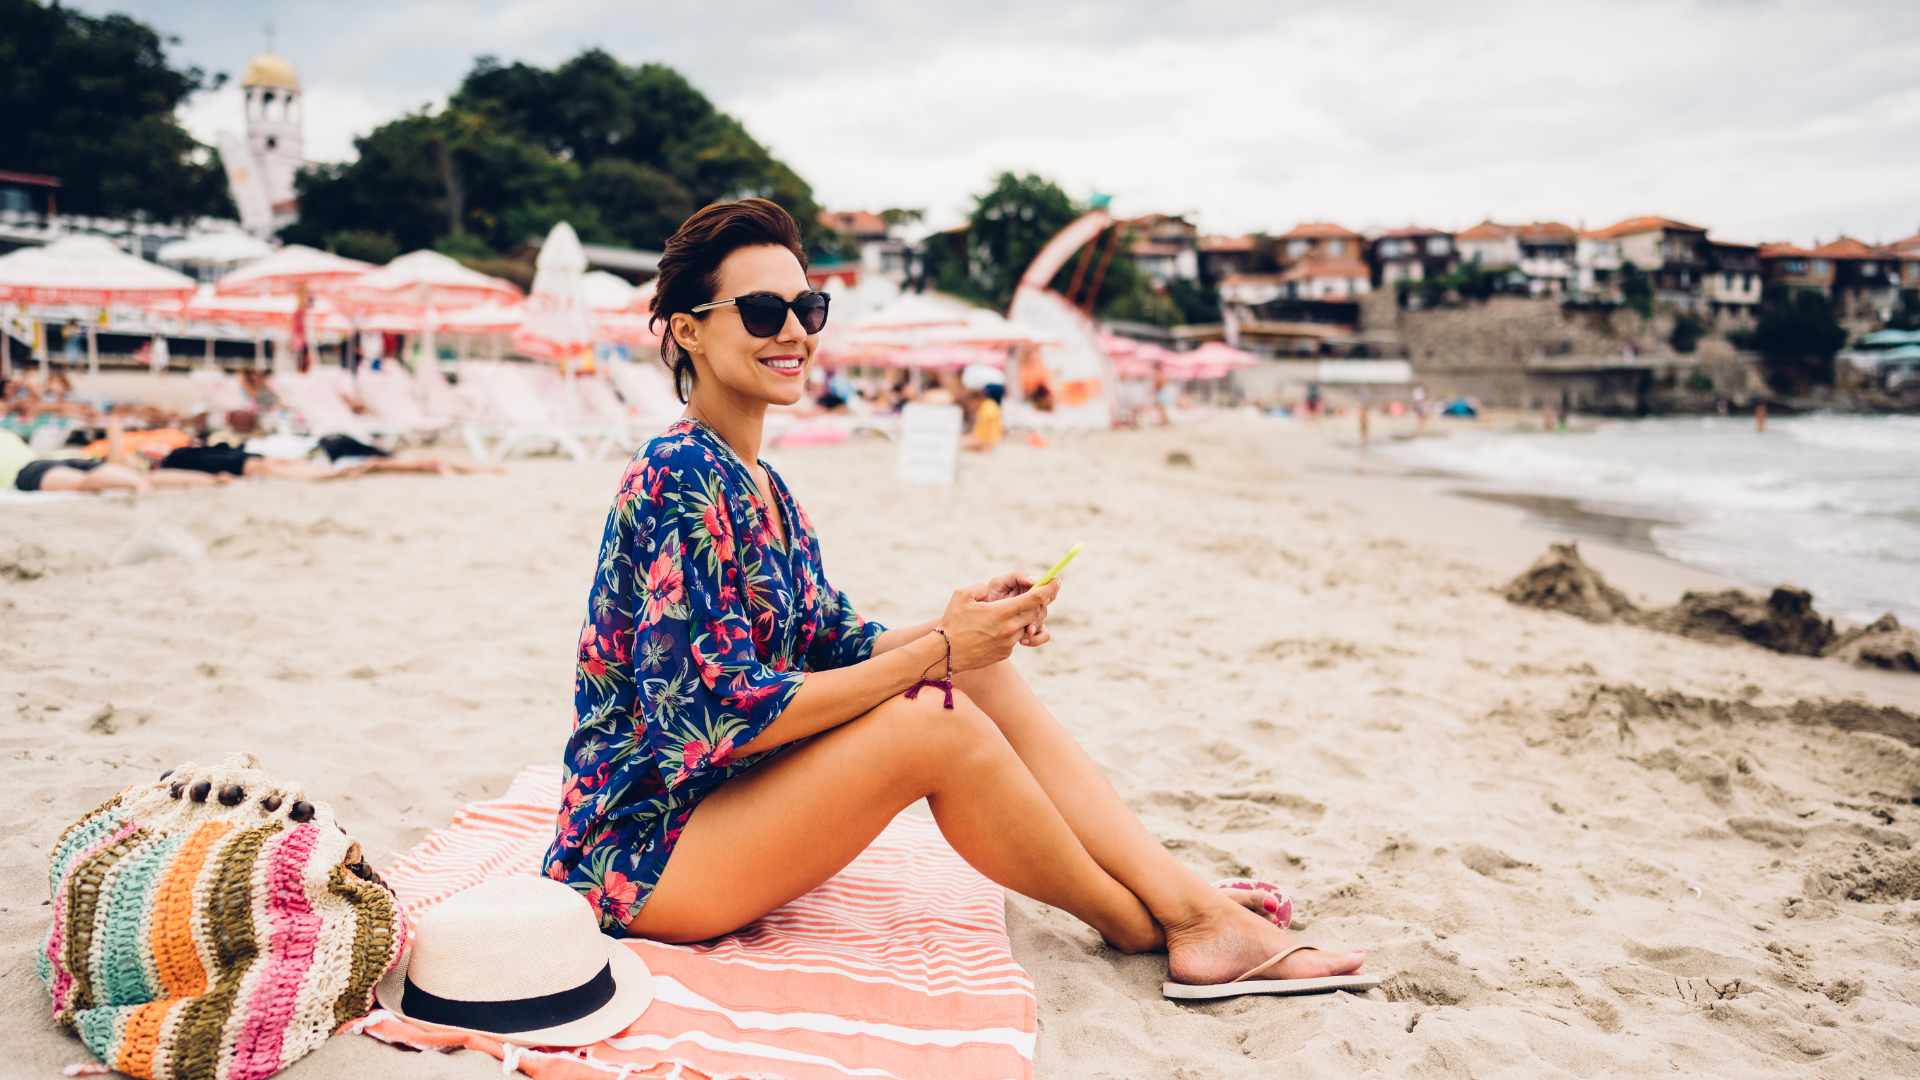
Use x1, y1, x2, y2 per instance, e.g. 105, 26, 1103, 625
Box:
37, 752, 408, 1080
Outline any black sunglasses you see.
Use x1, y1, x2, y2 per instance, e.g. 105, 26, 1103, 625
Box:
690, 291, 830, 337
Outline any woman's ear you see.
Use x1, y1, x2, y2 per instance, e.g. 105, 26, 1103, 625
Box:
669, 312, 701, 357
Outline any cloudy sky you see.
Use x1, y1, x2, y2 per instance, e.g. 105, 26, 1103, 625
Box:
86, 0, 1920, 245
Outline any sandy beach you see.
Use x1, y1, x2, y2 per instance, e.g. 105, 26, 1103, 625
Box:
6, 412, 1920, 1078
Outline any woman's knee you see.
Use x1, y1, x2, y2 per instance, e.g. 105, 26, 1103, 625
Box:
866, 687, 1007, 766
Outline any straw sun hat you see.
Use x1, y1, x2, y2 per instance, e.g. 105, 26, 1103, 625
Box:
376, 876, 654, 1046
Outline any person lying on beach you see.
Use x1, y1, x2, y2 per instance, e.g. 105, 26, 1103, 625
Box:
0, 421, 216, 494
315, 434, 504, 477
542, 199, 1370, 996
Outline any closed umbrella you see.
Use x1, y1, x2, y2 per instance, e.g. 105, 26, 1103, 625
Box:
0, 235, 197, 401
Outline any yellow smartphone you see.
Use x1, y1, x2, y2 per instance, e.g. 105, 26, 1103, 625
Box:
1032, 541, 1084, 588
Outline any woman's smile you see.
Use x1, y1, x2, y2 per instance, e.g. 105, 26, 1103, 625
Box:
758, 354, 805, 375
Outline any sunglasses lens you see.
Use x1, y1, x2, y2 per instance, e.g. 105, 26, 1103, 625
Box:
735, 295, 788, 337
794, 294, 830, 334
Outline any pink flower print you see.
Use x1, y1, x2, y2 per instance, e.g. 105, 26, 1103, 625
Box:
710, 736, 736, 767
585, 871, 639, 925
641, 550, 684, 626
690, 640, 722, 687
702, 503, 734, 563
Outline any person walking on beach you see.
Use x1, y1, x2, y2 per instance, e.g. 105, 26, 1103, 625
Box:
543, 199, 1369, 995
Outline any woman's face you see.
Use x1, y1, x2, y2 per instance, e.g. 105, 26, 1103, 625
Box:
671, 244, 816, 409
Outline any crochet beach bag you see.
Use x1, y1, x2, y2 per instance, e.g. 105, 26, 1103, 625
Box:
37, 752, 408, 1080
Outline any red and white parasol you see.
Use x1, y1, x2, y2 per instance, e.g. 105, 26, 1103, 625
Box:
330, 250, 521, 314
0, 235, 197, 306
214, 244, 374, 297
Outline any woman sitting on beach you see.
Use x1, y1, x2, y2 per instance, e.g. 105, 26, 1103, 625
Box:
543, 199, 1369, 993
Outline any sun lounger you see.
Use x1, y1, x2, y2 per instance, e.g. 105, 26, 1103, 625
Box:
354, 367, 455, 443
189, 368, 253, 416
274, 372, 411, 448
603, 358, 685, 431
456, 360, 621, 463
520, 366, 659, 452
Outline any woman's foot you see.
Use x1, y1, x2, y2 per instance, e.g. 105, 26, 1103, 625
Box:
1217, 880, 1290, 926
1163, 892, 1365, 986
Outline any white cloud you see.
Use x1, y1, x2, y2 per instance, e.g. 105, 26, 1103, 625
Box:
95, 0, 1920, 244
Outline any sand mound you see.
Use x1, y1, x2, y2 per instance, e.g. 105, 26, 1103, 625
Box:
1502, 542, 1639, 623
1638, 586, 1835, 656
1825, 614, 1920, 672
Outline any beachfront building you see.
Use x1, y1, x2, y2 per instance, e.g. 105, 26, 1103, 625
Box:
1219, 223, 1373, 357
1702, 241, 1762, 319
818, 210, 917, 282
1367, 227, 1456, 287
1276, 222, 1363, 265
1455, 221, 1577, 295
1586, 217, 1710, 308
1889, 233, 1920, 293
1811, 237, 1904, 323
217, 51, 310, 239
1759, 242, 1829, 294
1573, 229, 1623, 300
1197, 234, 1254, 286
1121, 214, 1200, 286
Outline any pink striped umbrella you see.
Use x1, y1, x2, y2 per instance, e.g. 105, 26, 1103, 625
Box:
0, 235, 196, 305
214, 245, 374, 297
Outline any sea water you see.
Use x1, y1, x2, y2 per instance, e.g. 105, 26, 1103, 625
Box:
1377, 414, 1920, 626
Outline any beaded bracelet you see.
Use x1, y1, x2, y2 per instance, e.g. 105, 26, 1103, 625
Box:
904, 627, 955, 709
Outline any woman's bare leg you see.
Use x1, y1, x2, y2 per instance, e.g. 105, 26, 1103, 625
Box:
955, 659, 1365, 984
39, 463, 150, 494
626, 687, 1161, 951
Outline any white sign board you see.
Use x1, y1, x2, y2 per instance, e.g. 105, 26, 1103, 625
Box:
895, 403, 964, 485
1315, 359, 1413, 384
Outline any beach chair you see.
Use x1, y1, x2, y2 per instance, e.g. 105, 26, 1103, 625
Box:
189, 368, 253, 416
604, 359, 686, 431
457, 360, 619, 463
274, 372, 410, 448
413, 360, 483, 424
355, 367, 455, 443
521, 366, 655, 452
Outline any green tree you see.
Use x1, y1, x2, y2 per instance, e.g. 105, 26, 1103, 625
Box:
1619, 262, 1653, 319
287, 51, 824, 259
1753, 284, 1846, 391
923, 172, 1179, 323
1668, 313, 1706, 354
0, 0, 232, 221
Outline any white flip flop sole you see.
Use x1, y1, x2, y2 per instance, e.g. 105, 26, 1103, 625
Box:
1163, 974, 1383, 1000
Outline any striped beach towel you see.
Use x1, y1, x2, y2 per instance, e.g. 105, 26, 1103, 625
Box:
354, 765, 1036, 1080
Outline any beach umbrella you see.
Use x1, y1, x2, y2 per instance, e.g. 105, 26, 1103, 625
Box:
214, 244, 374, 296
157, 232, 273, 269
331, 249, 522, 372
0, 235, 197, 401
888, 343, 1008, 371
513, 222, 600, 363
1186, 341, 1259, 368
583, 270, 637, 312
513, 223, 602, 419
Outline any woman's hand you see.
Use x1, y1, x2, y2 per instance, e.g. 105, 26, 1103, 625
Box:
984, 569, 1058, 646
937, 580, 1059, 670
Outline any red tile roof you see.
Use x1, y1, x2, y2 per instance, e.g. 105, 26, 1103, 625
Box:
1455, 221, 1515, 241
1588, 216, 1707, 238
1276, 222, 1361, 240
819, 210, 888, 235
1278, 259, 1370, 281
1128, 241, 1185, 257
1376, 226, 1450, 238
1810, 236, 1879, 260
1515, 222, 1576, 241
1199, 234, 1254, 252
1757, 243, 1815, 259
1888, 232, 1920, 254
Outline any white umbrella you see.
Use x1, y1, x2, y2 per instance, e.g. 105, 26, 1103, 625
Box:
157, 232, 274, 267
583, 270, 637, 312
215, 244, 373, 297
513, 222, 601, 415
0, 235, 197, 400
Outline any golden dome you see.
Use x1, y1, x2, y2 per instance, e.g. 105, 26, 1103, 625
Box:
241, 53, 299, 91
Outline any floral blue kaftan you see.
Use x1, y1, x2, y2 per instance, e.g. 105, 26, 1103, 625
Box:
542, 418, 886, 933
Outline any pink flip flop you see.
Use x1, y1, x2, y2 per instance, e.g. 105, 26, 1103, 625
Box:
1215, 878, 1292, 927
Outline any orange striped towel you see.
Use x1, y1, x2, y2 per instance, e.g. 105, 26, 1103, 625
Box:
352, 765, 1036, 1080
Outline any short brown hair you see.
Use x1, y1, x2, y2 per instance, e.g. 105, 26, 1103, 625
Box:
650, 198, 808, 402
